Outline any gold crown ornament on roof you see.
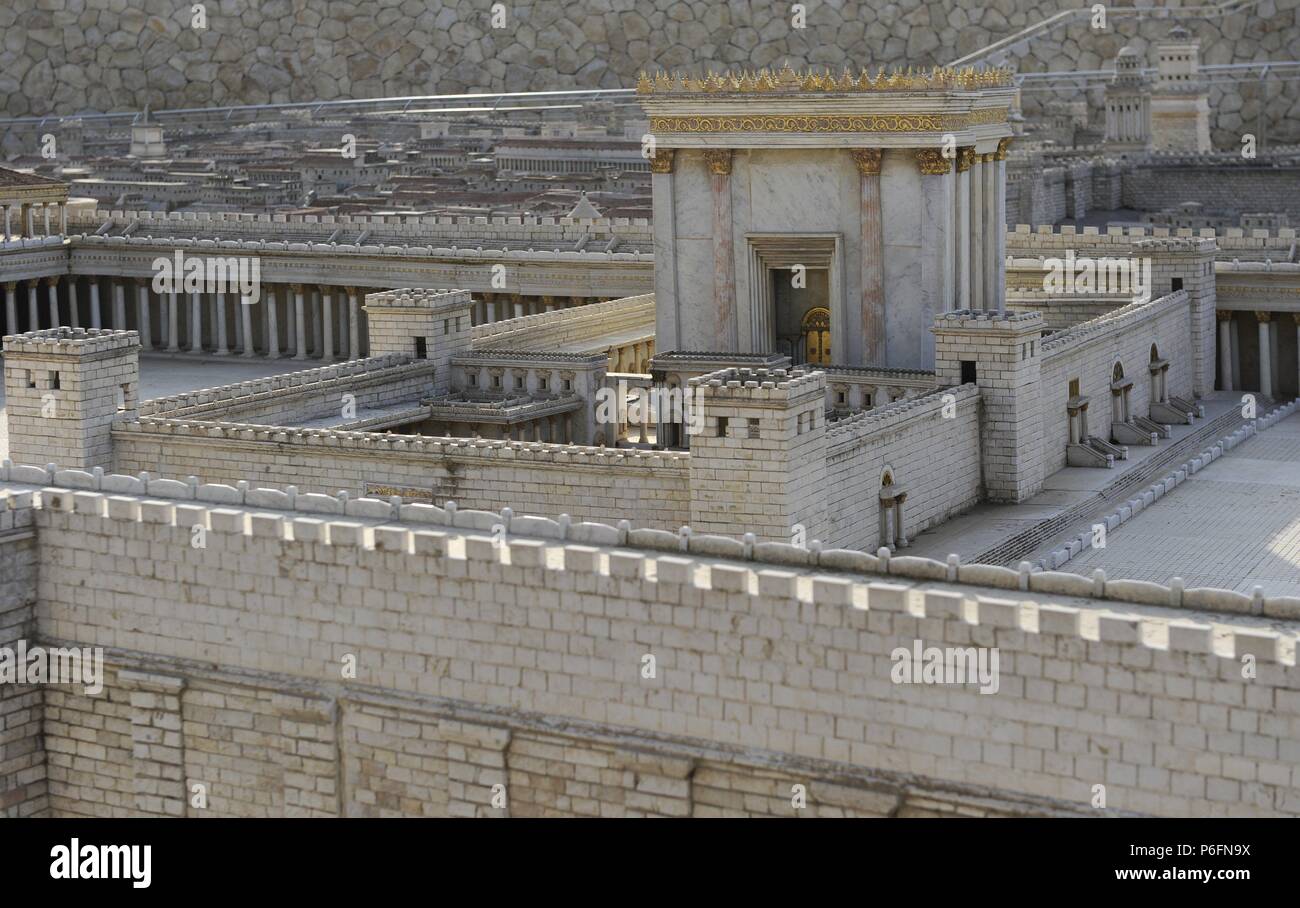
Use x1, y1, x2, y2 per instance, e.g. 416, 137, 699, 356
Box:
635, 65, 1015, 95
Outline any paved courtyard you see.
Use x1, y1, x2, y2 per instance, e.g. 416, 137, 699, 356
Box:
0, 352, 309, 462
1066, 409, 1300, 596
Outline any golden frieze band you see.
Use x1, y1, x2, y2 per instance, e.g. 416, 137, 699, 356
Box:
649, 109, 1008, 135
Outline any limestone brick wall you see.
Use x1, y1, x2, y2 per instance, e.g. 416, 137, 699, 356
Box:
1039, 291, 1195, 475
109, 422, 692, 528
824, 385, 982, 551
470, 294, 655, 353
139, 356, 434, 426
1124, 162, 1300, 222
0, 505, 43, 818
11, 481, 1299, 818
4, 1, 1296, 148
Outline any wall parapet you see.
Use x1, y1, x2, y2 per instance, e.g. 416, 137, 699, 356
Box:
3, 465, 1298, 644
826, 384, 978, 450
1040, 289, 1188, 357
137, 354, 417, 417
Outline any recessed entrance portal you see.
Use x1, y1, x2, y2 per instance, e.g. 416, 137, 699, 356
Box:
770, 261, 830, 364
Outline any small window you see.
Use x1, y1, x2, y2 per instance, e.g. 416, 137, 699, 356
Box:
491, 374, 502, 389
49, 371, 60, 390
717, 416, 729, 437
24, 369, 35, 389
514, 375, 525, 390
748, 420, 760, 439
442, 319, 449, 335
468, 373, 478, 387
116, 384, 129, 411
414, 337, 427, 359
562, 378, 572, 392
835, 390, 846, 405
960, 361, 977, 384
1171, 277, 1183, 292
539, 376, 549, 391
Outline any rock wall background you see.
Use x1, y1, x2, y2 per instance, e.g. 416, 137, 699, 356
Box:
1, 0, 1298, 145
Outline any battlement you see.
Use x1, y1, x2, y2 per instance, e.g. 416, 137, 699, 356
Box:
690, 367, 827, 403
362, 288, 473, 311
67, 207, 653, 230
3, 463, 1297, 642
933, 309, 1044, 333
1041, 289, 1188, 356
1, 326, 139, 357
138, 354, 416, 417
1009, 223, 1295, 244
826, 384, 978, 444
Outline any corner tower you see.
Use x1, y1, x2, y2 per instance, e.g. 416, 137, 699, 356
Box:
2, 327, 139, 469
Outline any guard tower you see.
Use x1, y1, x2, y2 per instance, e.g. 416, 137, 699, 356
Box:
638, 66, 1017, 371
2, 327, 139, 470
363, 288, 474, 395
1151, 25, 1212, 152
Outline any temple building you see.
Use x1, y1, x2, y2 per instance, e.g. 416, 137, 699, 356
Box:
639, 66, 1017, 370
1150, 25, 1213, 153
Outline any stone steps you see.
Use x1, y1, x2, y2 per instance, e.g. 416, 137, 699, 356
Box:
973, 407, 1243, 567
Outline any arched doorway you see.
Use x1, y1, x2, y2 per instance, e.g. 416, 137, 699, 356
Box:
801, 307, 831, 365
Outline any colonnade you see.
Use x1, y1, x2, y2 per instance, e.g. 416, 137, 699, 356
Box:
1, 200, 68, 242
1216, 309, 1300, 399
1, 276, 370, 361
423, 413, 575, 443
474, 292, 607, 325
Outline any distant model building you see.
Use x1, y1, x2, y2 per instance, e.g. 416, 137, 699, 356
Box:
1150, 25, 1212, 152
1104, 47, 1152, 152
128, 106, 166, 159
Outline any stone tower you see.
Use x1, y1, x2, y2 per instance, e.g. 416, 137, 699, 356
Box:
932, 310, 1045, 502
1104, 47, 1152, 152
2, 327, 139, 470
687, 366, 828, 543
1151, 25, 1212, 152
363, 288, 474, 395
1133, 236, 1218, 397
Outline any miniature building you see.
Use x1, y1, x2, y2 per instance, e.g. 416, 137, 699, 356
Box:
638, 66, 1017, 370
1150, 25, 1213, 152
1104, 47, 1153, 152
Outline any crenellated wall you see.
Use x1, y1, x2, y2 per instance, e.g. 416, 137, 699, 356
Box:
2, 475, 1297, 818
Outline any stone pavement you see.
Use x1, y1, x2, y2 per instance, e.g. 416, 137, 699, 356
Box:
1066, 408, 1300, 597
0, 351, 309, 461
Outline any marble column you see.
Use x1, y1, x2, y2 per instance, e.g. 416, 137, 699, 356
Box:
3, 282, 16, 334
1230, 317, 1242, 390
512, 293, 523, 320
954, 148, 974, 310
240, 295, 255, 357
851, 148, 885, 363
59, 203, 66, 235
1217, 310, 1234, 391
167, 291, 180, 352
67, 277, 79, 328
916, 148, 952, 369
336, 290, 348, 358
485, 293, 497, 323
705, 149, 735, 351
111, 280, 126, 330
347, 288, 360, 360
44, 276, 59, 327
42, 204, 50, 236
213, 292, 229, 355
1257, 312, 1273, 398
292, 284, 307, 360
321, 288, 335, 363
189, 291, 203, 352
312, 288, 324, 356
543, 295, 556, 313
3, 206, 10, 241
265, 285, 280, 358
89, 280, 102, 329
993, 139, 1011, 308
27, 282, 39, 329
970, 156, 984, 310
135, 279, 152, 348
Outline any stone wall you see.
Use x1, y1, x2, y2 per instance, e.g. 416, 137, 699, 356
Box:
3, 0, 1296, 147
7, 479, 1299, 817
824, 384, 982, 550
0, 506, 42, 818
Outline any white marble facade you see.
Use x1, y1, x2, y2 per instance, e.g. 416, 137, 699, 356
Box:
641, 68, 1016, 371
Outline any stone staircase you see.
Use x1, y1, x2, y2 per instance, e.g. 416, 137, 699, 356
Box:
972, 407, 1243, 567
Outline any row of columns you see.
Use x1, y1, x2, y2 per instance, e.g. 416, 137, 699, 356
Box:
475, 292, 607, 324
1, 276, 370, 362
1218, 309, 1300, 399
425, 414, 575, 443
609, 340, 652, 375
1, 200, 67, 241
